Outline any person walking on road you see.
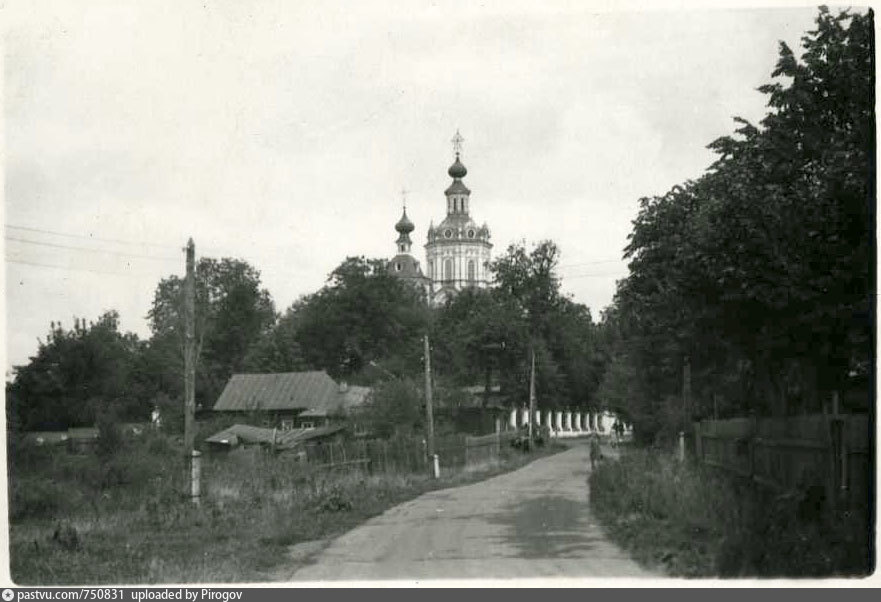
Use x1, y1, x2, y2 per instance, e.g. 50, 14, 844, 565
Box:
589, 432, 602, 470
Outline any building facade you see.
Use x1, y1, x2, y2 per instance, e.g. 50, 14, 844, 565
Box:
387, 132, 492, 305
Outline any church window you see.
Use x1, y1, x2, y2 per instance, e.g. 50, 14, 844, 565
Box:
467, 260, 475, 281
444, 258, 453, 281
467, 229, 475, 238
395, 262, 402, 271
444, 229, 452, 239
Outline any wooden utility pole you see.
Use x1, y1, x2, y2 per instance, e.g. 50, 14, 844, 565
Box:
528, 347, 536, 449
183, 238, 197, 498
423, 334, 435, 459
683, 355, 693, 418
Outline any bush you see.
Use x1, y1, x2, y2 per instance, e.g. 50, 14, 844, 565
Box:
10, 478, 66, 521
589, 450, 873, 577
96, 411, 124, 458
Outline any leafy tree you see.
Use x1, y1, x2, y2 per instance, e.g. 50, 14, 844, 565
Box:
243, 304, 308, 373
7, 311, 146, 430
362, 377, 424, 438
610, 7, 874, 439
292, 256, 429, 377
147, 257, 276, 405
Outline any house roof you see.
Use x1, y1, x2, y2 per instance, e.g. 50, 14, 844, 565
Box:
213, 371, 340, 412
299, 385, 372, 418
205, 423, 345, 450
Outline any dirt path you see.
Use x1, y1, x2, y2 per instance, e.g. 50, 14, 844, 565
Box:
282, 442, 656, 582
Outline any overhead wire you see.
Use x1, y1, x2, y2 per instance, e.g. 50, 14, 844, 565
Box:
5, 224, 180, 250
5, 235, 181, 263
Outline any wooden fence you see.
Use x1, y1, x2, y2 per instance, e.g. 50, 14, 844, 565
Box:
694, 413, 871, 510
300, 431, 515, 475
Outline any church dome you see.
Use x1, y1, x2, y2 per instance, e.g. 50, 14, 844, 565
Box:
395, 208, 415, 234
448, 156, 467, 179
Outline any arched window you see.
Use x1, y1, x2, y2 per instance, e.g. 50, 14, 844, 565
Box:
467, 260, 475, 281
428, 260, 434, 278
443, 258, 453, 282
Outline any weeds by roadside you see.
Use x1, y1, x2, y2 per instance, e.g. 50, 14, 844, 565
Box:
8, 432, 561, 585
589, 448, 873, 577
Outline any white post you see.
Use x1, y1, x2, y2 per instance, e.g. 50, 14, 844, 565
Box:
678, 431, 686, 462
554, 411, 563, 431
509, 409, 517, 430
564, 411, 572, 431
534, 410, 541, 427
545, 410, 554, 432
433, 453, 440, 478
190, 450, 201, 505
573, 412, 582, 432
520, 407, 529, 427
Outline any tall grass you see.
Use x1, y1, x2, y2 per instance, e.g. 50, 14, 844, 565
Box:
589, 449, 873, 577
8, 430, 558, 584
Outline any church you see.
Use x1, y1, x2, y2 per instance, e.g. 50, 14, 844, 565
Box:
386, 132, 493, 305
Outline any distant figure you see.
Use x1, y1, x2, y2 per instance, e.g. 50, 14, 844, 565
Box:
613, 419, 624, 445
589, 433, 602, 470
151, 407, 162, 430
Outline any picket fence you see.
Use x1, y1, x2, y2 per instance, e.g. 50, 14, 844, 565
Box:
301, 431, 515, 475
693, 413, 871, 510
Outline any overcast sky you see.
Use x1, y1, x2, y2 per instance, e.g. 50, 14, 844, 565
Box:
3, 1, 822, 374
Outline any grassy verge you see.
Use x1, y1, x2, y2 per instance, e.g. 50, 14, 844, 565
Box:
589, 446, 873, 578
8, 432, 562, 585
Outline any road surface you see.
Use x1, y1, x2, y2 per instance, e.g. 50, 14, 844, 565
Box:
281, 442, 656, 582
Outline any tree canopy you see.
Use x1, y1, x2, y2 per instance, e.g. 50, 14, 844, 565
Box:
605, 7, 874, 441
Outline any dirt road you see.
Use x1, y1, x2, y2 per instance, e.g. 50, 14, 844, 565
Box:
283, 442, 656, 582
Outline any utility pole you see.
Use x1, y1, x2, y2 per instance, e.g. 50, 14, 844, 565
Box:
183, 238, 199, 502
683, 355, 693, 418
423, 334, 435, 462
528, 346, 536, 450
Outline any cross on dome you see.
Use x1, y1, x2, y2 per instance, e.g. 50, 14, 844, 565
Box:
451, 130, 464, 157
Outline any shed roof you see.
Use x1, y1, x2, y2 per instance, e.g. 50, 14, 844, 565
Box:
213, 371, 340, 412
205, 423, 345, 450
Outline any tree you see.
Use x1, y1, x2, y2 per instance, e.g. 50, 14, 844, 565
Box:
291, 257, 429, 378
148, 257, 276, 406
610, 7, 873, 439
7, 311, 146, 430
243, 304, 309, 373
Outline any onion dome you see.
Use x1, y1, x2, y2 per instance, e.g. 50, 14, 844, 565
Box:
448, 155, 467, 179
395, 207, 415, 234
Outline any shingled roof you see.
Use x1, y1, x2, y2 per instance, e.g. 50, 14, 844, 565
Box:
213, 371, 340, 412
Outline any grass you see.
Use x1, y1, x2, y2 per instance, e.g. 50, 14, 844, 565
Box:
589, 445, 873, 578
7, 430, 562, 585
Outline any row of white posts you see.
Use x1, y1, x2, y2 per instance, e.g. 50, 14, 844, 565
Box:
507, 408, 617, 437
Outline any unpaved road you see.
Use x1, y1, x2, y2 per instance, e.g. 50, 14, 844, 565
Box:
284, 442, 657, 581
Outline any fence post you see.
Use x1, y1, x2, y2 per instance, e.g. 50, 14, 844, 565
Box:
432, 453, 440, 479
677, 431, 686, 462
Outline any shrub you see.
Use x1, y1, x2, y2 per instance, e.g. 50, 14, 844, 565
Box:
10, 478, 66, 521
96, 411, 124, 458
589, 449, 873, 577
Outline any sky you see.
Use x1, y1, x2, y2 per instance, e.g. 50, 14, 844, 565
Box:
3, 1, 823, 375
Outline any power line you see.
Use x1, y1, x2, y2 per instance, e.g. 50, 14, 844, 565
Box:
557, 259, 625, 269
563, 271, 627, 280
5, 224, 180, 250
5, 256, 166, 278
5, 236, 181, 262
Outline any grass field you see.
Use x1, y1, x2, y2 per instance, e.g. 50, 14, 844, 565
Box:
8, 429, 561, 585
588, 446, 873, 578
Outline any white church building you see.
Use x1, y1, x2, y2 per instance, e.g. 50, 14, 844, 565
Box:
386, 131, 492, 305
